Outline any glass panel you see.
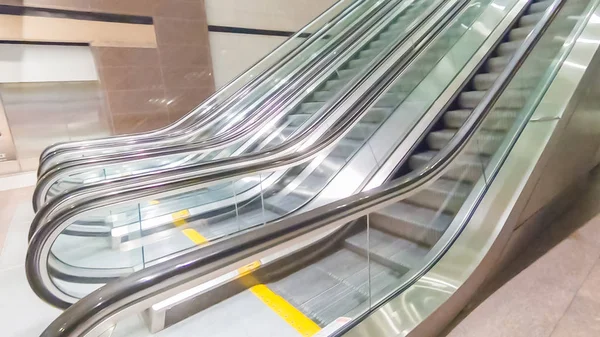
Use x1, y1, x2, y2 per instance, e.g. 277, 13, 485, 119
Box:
41, 0, 444, 204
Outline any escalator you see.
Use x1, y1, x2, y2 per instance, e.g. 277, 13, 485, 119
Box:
30, 0, 600, 336
33, 0, 445, 209
28, 0, 469, 304
36, 0, 600, 335
27, 0, 581, 306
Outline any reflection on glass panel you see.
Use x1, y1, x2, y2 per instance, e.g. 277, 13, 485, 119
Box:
0, 81, 111, 173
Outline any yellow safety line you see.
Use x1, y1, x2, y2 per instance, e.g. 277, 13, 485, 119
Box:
170, 209, 208, 245
250, 284, 321, 337
181, 228, 208, 245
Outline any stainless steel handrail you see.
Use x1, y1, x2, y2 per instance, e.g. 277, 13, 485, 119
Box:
28, 0, 467, 308
35, 0, 566, 335
33, 0, 424, 210
37, 0, 368, 172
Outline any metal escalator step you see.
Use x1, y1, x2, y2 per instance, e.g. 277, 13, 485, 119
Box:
427, 129, 506, 155
406, 178, 472, 214
314, 249, 404, 303
473, 73, 500, 91
336, 68, 357, 80
497, 40, 523, 57
409, 150, 489, 183
509, 25, 535, 41
324, 79, 346, 91
359, 48, 380, 59
529, 0, 553, 14
444, 109, 517, 131
486, 55, 511, 73
369, 203, 451, 247
348, 57, 370, 69
299, 101, 324, 114
458, 89, 529, 109
312, 90, 334, 102
301, 282, 366, 326
369, 40, 388, 50
345, 228, 430, 270
519, 12, 544, 26
379, 30, 400, 41
346, 122, 379, 140
270, 265, 339, 306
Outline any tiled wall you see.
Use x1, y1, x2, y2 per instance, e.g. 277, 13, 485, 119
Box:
91, 1, 215, 134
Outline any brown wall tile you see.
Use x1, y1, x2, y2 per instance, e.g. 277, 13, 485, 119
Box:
111, 110, 169, 134
158, 44, 211, 67
98, 66, 164, 91
161, 66, 213, 89
154, 18, 209, 46
89, 0, 155, 16
153, 0, 206, 20
165, 87, 213, 118
105, 89, 167, 115
93, 47, 160, 67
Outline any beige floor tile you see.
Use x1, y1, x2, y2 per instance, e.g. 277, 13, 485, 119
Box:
550, 296, 600, 337
446, 279, 574, 337
576, 259, 600, 303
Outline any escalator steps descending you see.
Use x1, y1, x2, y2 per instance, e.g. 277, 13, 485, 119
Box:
372, 0, 556, 249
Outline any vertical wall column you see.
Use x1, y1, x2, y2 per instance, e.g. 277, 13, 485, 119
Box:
91, 1, 215, 134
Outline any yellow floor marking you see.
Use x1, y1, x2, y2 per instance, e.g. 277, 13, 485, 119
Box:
250, 284, 321, 337
172, 209, 190, 220
181, 228, 208, 245
149, 200, 160, 205
170, 210, 207, 245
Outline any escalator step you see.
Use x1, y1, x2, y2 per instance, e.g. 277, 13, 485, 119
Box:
406, 178, 472, 214
509, 25, 535, 41
324, 79, 346, 91
336, 68, 357, 80
519, 12, 545, 26
409, 150, 489, 183
444, 108, 517, 131
312, 90, 334, 102
458, 89, 529, 109
344, 228, 429, 269
486, 55, 511, 73
286, 113, 312, 127
473, 73, 500, 91
497, 40, 523, 57
359, 48, 380, 59
369, 201, 452, 247
529, 0, 553, 14
299, 102, 324, 114
427, 129, 506, 155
